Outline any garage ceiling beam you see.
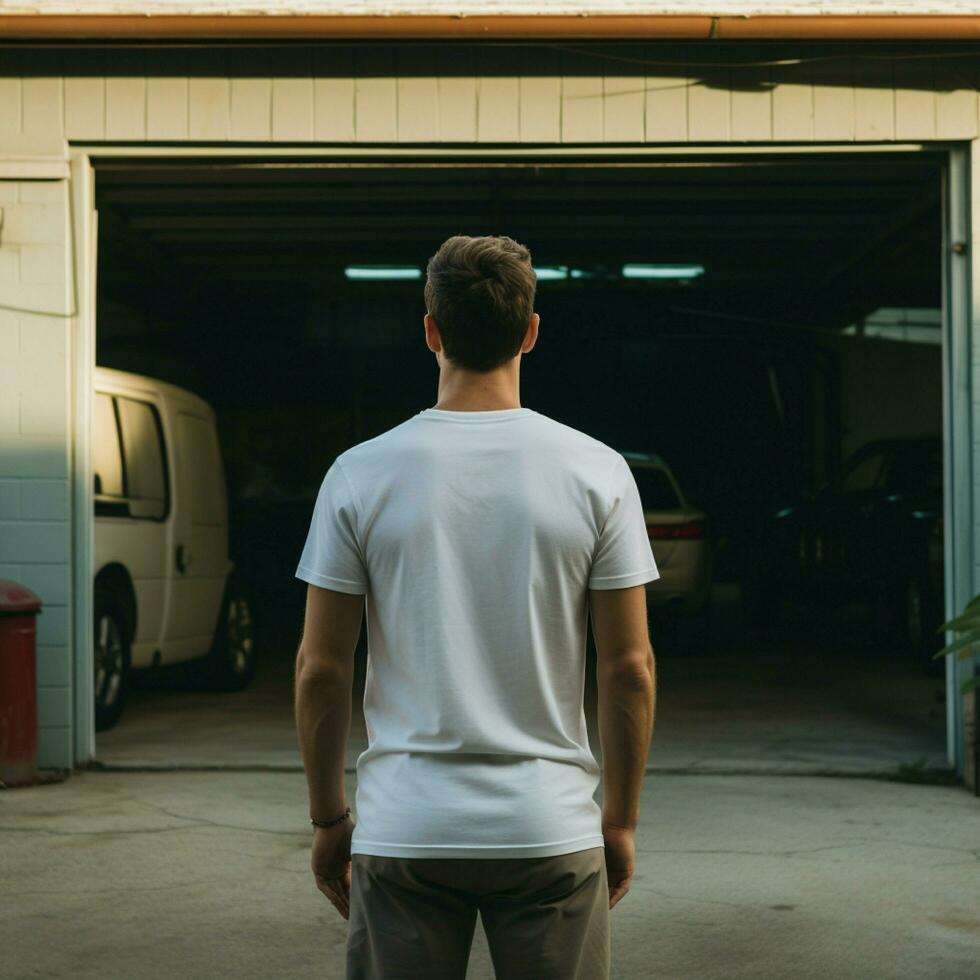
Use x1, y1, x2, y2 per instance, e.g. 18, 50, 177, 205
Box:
97, 183, 928, 208
126, 212, 911, 233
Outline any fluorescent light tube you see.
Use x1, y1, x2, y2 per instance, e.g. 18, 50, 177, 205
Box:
345, 265, 422, 280
622, 263, 705, 279
535, 266, 569, 280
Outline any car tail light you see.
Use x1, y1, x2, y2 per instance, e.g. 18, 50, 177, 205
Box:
647, 520, 705, 540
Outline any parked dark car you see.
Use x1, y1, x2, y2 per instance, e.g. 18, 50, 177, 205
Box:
741, 436, 945, 669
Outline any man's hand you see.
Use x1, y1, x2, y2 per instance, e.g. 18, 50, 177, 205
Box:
311, 817, 355, 919
602, 823, 636, 910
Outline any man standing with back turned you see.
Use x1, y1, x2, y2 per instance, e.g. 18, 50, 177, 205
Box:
294, 234, 659, 980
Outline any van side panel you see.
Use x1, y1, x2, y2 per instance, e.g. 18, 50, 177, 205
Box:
161, 410, 228, 660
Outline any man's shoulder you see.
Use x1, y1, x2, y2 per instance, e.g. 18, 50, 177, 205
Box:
335, 415, 421, 465
304, 418, 415, 493
532, 412, 617, 455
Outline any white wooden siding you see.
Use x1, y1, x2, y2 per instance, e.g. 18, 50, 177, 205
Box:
1, 51, 970, 155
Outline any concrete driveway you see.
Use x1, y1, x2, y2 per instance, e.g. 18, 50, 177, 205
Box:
1, 769, 977, 980
94, 584, 949, 776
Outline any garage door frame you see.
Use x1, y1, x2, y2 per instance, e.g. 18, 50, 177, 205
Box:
69, 140, 975, 778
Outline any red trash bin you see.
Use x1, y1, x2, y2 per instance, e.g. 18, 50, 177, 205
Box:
0, 579, 42, 788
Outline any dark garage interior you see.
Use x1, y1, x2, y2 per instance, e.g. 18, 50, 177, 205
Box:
90, 153, 950, 774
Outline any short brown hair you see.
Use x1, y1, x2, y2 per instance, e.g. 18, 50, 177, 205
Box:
424, 234, 537, 372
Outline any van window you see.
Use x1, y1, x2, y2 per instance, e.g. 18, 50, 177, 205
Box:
117, 396, 168, 520
93, 392, 124, 497
177, 413, 222, 526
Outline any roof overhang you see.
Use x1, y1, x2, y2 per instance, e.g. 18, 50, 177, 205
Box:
5, 3, 980, 41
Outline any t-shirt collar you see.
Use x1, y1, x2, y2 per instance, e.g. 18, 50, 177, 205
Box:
418, 407, 536, 423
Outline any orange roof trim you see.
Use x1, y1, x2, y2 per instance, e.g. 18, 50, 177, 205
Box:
5, 4, 980, 41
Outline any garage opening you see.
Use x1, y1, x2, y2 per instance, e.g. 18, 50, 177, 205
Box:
88, 152, 950, 776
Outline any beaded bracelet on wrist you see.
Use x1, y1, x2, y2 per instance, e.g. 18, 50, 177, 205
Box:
310, 806, 351, 829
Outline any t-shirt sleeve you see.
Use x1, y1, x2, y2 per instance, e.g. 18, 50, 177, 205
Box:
588, 454, 661, 590
295, 458, 369, 595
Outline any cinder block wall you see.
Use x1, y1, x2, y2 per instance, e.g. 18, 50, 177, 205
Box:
0, 177, 73, 768
0, 44, 977, 770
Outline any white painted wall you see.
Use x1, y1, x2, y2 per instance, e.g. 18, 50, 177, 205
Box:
0, 177, 74, 768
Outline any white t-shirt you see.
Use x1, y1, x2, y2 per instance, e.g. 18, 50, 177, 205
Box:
295, 405, 660, 859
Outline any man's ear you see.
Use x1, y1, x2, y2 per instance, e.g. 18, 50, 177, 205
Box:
522, 313, 540, 353
424, 312, 442, 354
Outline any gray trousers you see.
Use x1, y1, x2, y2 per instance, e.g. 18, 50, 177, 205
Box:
346, 845, 609, 979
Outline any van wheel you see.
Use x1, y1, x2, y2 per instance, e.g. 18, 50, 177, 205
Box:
204, 576, 257, 692
94, 588, 130, 732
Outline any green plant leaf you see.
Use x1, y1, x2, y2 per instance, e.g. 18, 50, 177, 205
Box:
938, 609, 980, 633
932, 629, 980, 659
958, 676, 979, 695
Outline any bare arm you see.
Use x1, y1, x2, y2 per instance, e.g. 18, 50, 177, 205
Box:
294, 583, 364, 822
589, 583, 656, 831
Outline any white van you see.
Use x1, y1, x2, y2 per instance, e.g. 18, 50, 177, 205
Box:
92, 366, 256, 731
